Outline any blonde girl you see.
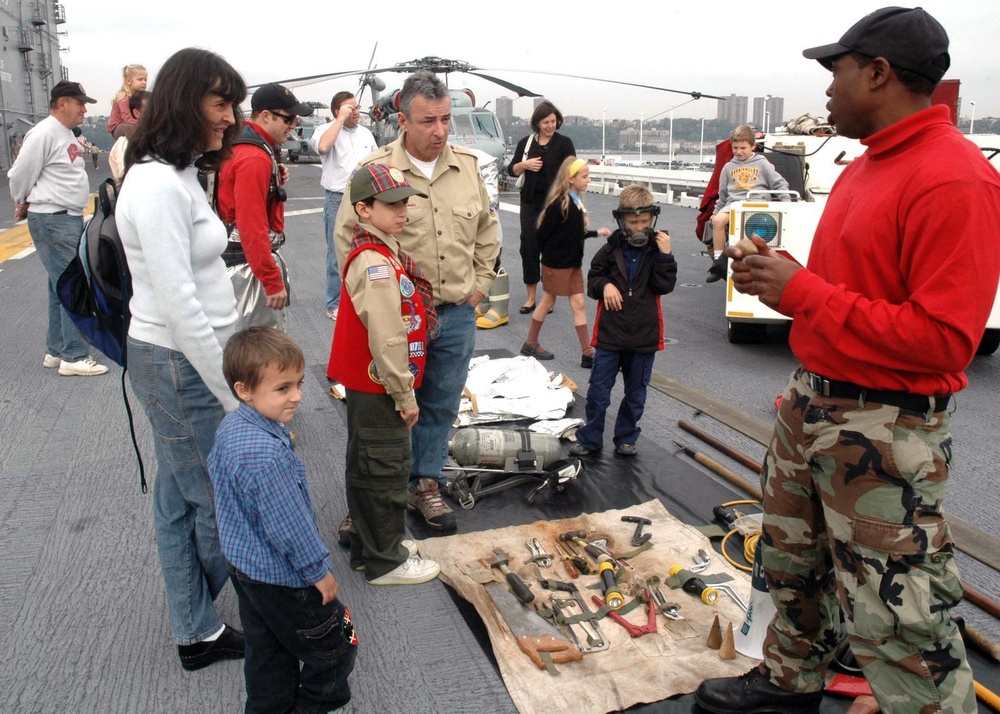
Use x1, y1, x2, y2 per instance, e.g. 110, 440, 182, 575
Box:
106, 64, 147, 137
520, 157, 610, 367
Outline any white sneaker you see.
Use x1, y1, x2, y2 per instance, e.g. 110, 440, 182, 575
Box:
367, 556, 440, 586
43, 354, 61, 369
352, 539, 419, 572
58, 356, 109, 377
327, 308, 339, 321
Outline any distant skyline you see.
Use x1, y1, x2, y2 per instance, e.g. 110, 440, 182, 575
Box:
63, 1, 998, 125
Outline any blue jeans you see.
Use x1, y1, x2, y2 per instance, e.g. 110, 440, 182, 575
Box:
127, 337, 229, 644
574, 348, 655, 450
323, 190, 343, 311
411, 303, 477, 488
229, 567, 357, 714
27, 211, 89, 361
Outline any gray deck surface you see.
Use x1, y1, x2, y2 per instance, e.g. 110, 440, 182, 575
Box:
1, 157, 997, 713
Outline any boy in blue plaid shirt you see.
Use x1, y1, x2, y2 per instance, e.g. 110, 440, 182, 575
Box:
209, 327, 357, 713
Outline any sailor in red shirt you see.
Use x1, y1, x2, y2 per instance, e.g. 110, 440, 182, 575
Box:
217, 83, 313, 331
697, 8, 1000, 714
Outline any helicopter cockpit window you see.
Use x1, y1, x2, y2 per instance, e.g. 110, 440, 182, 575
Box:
471, 111, 500, 139
451, 113, 474, 137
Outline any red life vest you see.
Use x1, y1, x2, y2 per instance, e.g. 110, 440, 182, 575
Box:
327, 241, 427, 393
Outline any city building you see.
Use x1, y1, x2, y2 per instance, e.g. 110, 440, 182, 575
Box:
0, 1, 70, 169
752, 96, 785, 132
495, 96, 513, 122
717, 94, 748, 127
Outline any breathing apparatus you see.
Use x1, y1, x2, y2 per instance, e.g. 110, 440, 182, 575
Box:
612, 204, 662, 247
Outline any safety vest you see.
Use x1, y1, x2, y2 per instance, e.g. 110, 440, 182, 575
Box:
327, 242, 427, 392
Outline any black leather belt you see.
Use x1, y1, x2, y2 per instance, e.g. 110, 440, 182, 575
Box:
802, 370, 951, 413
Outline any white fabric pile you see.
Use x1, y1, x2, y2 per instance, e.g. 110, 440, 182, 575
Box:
457, 355, 578, 427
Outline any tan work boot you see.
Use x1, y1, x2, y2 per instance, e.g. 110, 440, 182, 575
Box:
407, 478, 456, 531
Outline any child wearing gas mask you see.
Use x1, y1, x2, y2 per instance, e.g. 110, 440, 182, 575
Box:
520, 157, 610, 367
569, 185, 676, 458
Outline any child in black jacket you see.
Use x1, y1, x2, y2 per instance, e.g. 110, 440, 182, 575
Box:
570, 185, 677, 458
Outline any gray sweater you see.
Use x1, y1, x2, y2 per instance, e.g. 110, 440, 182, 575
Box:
8, 115, 90, 214
716, 153, 789, 210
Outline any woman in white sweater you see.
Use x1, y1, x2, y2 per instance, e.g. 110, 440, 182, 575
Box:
116, 48, 248, 672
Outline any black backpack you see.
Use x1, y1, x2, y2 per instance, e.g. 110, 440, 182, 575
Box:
57, 178, 147, 491
57, 178, 130, 367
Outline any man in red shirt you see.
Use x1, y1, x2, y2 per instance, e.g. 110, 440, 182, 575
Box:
217, 83, 313, 331
696, 7, 1000, 714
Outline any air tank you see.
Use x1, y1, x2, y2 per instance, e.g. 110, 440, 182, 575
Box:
450, 428, 562, 470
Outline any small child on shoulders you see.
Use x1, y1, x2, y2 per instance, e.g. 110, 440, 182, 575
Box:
707, 124, 789, 283
327, 164, 441, 586
570, 185, 677, 458
209, 326, 357, 713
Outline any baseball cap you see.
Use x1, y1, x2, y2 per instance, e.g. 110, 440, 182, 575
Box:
802, 6, 950, 81
50, 80, 97, 104
350, 164, 428, 204
250, 83, 314, 116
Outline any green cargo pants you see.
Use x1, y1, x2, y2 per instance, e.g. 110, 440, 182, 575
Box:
759, 368, 974, 714
344, 389, 411, 581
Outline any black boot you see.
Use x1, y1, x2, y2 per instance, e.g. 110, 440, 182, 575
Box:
694, 666, 822, 714
706, 253, 728, 283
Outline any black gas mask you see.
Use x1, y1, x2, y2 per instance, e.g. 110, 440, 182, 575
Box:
612, 205, 662, 247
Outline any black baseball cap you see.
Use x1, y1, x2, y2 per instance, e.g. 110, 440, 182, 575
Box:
802, 6, 950, 81
51, 80, 97, 104
350, 164, 427, 204
251, 83, 314, 116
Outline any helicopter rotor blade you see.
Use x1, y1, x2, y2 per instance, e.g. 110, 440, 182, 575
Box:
466, 71, 540, 98
357, 42, 379, 103
492, 69, 725, 101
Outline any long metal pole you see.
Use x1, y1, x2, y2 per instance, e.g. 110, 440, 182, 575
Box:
601, 108, 606, 163
699, 117, 705, 165
668, 108, 674, 170
970, 101, 976, 134
638, 112, 643, 163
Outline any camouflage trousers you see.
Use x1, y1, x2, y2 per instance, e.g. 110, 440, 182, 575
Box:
759, 368, 974, 714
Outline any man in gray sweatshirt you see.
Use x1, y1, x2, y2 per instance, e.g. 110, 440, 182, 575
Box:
9, 80, 108, 376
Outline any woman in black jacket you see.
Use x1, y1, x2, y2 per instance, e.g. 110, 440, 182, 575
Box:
507, 100, 576, 313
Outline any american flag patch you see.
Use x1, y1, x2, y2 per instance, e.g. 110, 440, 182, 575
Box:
367, 265, 390, 281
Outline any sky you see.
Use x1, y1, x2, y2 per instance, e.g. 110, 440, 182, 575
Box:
62, 0, 998, 125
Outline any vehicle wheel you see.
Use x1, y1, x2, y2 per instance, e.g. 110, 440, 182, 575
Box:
288, 153, 298, 163
977, 328, 1000, 356
727, 320, 767, 344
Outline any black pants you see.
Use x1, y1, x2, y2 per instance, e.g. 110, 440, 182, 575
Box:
344, 389, 411, 580
228, 567, 357, 714
519, 201, 543, 285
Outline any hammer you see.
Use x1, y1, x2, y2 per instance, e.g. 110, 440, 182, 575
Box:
621, 515, 652, 546
484, 548, 534, 604
558, 530, 607, 561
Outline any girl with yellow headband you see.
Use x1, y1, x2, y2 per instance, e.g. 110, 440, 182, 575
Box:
520, 156, 610, 367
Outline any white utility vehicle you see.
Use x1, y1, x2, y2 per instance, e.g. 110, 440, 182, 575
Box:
723, 130, 1000, 355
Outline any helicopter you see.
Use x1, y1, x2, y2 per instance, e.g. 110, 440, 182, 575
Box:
267, 55, 725, 165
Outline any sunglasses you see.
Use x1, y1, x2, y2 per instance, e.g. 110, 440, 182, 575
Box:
270, 111, 297, 125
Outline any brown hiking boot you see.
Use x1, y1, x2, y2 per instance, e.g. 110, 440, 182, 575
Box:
407, 479, 457, 531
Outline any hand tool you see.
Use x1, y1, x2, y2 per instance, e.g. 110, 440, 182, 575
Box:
621, 515, 652, 546
559, 530, 607, 561
690, 548, 712, 573
592, 592, 657, 637
672, 439, 762, 501
539, 579, 577, 593
596, 554, 624, 610
713, 582, 748, 612
650, 586, 684, 620
667, 565, 719, 605
549, 593, 609, 653
484, 581, 582, 670
484, 548, 534, 604
552, 542, 580, 579
525, 538, 552, 568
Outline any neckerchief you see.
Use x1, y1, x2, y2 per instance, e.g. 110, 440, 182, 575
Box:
351, 224, 439, 340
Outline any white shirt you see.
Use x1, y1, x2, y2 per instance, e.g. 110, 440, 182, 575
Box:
310, 122, 377, 192
117, 160, 240, 411
7, 115, 90, 214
